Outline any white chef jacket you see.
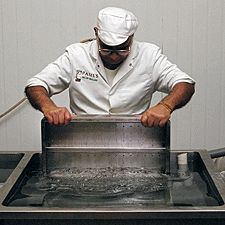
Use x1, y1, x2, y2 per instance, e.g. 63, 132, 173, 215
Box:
26, 40, 195, 115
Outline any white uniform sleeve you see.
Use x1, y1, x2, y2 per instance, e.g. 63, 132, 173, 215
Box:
152, 48, 195, 93
26, 50, 72, 96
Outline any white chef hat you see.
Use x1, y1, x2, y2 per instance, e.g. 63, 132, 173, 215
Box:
97, 7, 138, 46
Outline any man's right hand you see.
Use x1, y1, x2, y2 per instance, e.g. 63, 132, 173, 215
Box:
43, 106, 75, 125
25, 86, 75, 125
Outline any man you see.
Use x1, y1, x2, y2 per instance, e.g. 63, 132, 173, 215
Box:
25, 7, 195, 126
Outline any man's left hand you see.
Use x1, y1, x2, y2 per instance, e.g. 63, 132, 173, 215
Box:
140, 104, 171, 127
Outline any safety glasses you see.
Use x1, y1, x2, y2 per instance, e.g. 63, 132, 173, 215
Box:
98, 47, 130, 57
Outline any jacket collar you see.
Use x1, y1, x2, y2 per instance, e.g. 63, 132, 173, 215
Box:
90, 40, 139, 87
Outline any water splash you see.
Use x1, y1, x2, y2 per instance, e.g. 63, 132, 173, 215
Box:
45, 167, 167, 196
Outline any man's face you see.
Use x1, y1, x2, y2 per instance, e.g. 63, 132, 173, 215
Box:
97, 36, 133, 69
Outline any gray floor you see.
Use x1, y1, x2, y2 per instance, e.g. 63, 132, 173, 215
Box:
1, 219, 225, 225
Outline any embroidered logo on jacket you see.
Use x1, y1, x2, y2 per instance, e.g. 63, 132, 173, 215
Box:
75, 70, 99, 82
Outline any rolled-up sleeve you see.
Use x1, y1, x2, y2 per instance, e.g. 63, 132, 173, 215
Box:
152, 48, 195, 93
26, 50, 72, 96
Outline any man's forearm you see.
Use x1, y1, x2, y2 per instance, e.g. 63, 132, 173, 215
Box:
25, 86, 73, 125
25, 86, 57, 113
160, 82, 195, 112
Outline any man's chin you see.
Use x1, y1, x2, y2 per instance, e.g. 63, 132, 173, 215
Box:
103, 61, 123, 70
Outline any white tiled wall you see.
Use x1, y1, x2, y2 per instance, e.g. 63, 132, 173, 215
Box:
0, 0, 224, 151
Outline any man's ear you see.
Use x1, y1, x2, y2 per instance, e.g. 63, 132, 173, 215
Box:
94, 27, 98, 36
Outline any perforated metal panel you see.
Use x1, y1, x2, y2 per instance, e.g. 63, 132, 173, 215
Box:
41, 116, 170, 172
42, 116, 170, 150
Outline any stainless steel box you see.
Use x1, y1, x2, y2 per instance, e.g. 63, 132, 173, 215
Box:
1, 117, 225, 224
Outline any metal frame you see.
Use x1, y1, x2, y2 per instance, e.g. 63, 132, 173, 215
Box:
0, 150, 225, 220
0, 117, 225, 220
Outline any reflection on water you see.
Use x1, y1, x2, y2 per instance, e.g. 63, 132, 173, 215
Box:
220, 171, 225, 179
47, 167, 166, 195
7, 167, 219, 208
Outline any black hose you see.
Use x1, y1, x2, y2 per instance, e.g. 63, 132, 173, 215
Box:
208, 148, 225, 159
